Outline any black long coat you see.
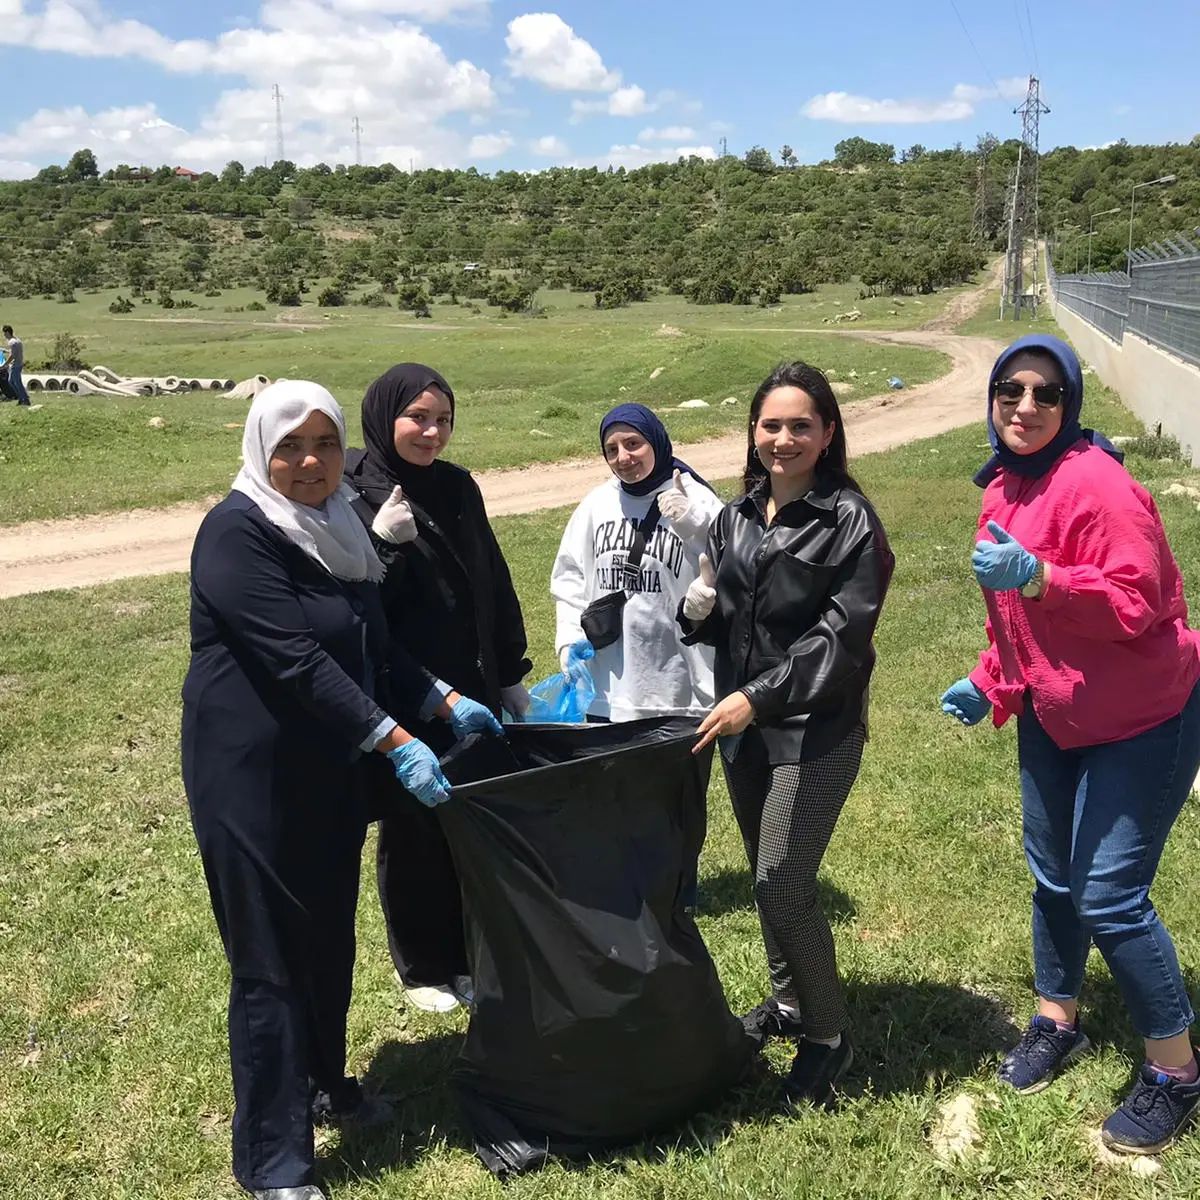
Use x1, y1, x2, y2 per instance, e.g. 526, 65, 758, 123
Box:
344, 451, 531, 749
181, 492, 434, 983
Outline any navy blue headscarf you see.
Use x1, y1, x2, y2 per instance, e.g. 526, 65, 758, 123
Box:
973, 334, 1124, 488
599, 403, 713, 497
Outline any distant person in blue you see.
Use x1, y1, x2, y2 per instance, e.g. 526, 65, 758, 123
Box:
182, 380, 500, 1200
3, 325, 29, 406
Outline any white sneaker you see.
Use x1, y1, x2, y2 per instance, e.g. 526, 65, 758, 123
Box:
450, 975, 475, 1006
395, 970, 460, 1013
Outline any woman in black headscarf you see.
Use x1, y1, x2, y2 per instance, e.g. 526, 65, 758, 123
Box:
345, 363, 532, 1014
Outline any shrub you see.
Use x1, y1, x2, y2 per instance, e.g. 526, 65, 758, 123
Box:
108, 296, 135, 314
317, 284, 346, 307
246, 300, 266, 312
48, 332, 85, 370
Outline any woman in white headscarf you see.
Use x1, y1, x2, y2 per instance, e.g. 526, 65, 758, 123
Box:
182, 381, 498, 1200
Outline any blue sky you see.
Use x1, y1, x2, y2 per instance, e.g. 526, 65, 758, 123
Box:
0, 1, 1195, 178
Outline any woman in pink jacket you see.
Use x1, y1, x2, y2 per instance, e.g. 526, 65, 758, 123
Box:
941, 334, 1200, 1155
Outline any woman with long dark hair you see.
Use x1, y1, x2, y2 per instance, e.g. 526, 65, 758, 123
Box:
679, 361, 894, 1105
345, 363, 530, 1014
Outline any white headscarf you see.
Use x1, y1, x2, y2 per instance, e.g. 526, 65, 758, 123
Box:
232, 379, 385, 583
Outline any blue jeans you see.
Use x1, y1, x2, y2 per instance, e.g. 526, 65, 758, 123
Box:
1018, 681, 1200, 1039
9, 364, 28, 405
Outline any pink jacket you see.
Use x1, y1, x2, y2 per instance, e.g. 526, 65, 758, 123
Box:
968, 441, 1200, 749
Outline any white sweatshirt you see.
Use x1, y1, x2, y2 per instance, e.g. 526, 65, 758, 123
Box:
551, 472, 725, 721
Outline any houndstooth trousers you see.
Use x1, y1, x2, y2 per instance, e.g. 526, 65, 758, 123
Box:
722, 723, 866, 1040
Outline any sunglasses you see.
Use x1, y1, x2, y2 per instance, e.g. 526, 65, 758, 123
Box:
993, 379, 1065, 409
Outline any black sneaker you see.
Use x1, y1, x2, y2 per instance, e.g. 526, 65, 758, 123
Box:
998, 1015, 1090, 1094
783, 1035, 854, 1107
1101, 1061, 1200, 1155
741, 997, 804, 1046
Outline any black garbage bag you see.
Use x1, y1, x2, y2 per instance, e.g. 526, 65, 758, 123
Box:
436, 717, 755, 1177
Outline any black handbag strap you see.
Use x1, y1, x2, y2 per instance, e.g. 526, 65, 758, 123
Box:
620, 498, 661, 588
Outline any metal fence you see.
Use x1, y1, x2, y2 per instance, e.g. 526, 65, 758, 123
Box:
1050, 233, 1200, 368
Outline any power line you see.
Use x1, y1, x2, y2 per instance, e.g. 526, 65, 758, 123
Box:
1023, 0, 1041, 75
948, 0, 1002, 95
1012, 1, 1033, 72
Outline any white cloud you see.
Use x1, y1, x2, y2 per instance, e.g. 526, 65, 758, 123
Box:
591, 142, 716, 170
531, 134, 568, 156
0, 157, 39, 180
607, 85, 650, 116
325, 0, 489, 17
638, 125, 696, 142
802, 78, 1030, 124
570, 85, 654, 121
467, 131, 513, 158
504, 12, 619, 91
0, 2, 499, 173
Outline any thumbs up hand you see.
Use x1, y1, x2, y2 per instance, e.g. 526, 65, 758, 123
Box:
372, 485, 418, 545
682, 552, 719, 622
657, 469, 692, 528
971, 520, 1038, 591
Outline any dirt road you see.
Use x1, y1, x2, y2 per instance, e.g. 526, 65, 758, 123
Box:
0, 305, 1004, 600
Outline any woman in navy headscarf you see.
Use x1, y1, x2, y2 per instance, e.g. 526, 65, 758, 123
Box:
941, 334, 1200, 1154
551, 402, 723, 724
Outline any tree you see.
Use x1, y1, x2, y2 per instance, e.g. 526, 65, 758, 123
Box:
220, 160, 246, 186
742, 145, 775, 175
65, 148, 100, 182
779, 144, 798, 169
975, 132, 1000, 159
833, 137, 894, 167
900, 144, 926, 163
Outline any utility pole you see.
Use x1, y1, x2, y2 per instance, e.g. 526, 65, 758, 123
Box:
719, 136, 728, 159
353, 116, 363, 167
1000, 156, 1022, 320
272, 83, 285, 164
970, 157, 988, 244
1002, 75, 1049, 319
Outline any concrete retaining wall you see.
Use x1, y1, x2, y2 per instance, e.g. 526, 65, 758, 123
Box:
1050, 294, 1200, 465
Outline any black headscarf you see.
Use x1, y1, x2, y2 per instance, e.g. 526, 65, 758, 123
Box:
973, 334, 1124, 487
360, 362, 462, 528
598, 402, 713, 497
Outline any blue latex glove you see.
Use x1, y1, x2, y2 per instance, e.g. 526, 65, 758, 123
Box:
940, 677, 992, 726
386, 740, 451, 807
449, 695, 503, 740
972, 520, 1038, 591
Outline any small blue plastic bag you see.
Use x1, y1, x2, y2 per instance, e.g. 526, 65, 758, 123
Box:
523, 640, 596, 723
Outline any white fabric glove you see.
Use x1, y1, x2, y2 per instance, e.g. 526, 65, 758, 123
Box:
371, 485, 417, 545
682, 553, 718, 622
500, 683, 531, 717
657, 469, 691, 526
559, 645, 573, 677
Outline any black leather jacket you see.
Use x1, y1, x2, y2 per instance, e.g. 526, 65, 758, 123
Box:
680, 475, 894, 762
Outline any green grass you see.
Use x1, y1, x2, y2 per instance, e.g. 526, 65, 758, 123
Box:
0, 285, 949, 524
4, 366, 1200, 1198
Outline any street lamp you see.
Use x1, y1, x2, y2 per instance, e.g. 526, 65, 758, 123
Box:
1128, 175, 1177, 270
1087, 206, 1122, 273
